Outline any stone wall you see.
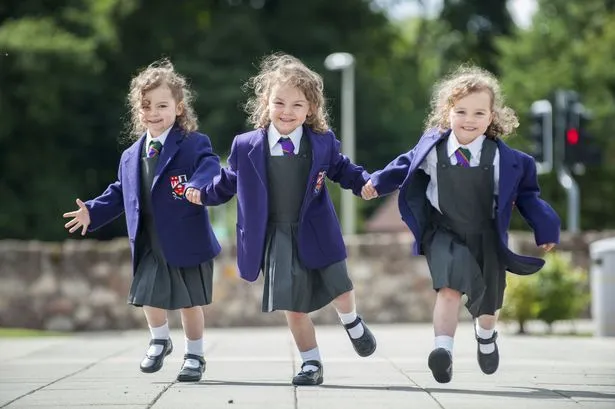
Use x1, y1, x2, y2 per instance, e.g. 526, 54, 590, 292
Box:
0, 231, 611, 331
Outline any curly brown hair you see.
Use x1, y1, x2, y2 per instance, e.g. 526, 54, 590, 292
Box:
243, 53, 329, 133
126, 58, 198, 139
425, 64, 519, 139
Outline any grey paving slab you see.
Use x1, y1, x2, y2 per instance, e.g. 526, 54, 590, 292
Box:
0, 323, 613, 409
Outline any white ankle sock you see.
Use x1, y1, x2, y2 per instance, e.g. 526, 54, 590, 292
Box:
184, 337, 204, 369
147, 322, 170, 356
434, 335, 454, 352
300, 347, 321, 372
338, 310, 364, 338
476, 323, 496, 354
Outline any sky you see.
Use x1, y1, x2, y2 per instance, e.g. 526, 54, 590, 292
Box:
380, 0, 538, 28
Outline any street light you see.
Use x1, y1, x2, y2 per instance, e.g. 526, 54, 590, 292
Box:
324, 52, 356, 236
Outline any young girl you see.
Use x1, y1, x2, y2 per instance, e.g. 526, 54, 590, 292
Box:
63, 59, 221, 382
362, 65, 560, 383
186, 53, 376, 386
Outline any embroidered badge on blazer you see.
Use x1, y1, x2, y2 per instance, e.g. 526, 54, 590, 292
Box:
170, 174, 188, 200
314, 170, 327, 194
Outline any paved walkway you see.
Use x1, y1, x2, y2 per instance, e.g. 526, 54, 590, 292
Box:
1, 323, 614, 408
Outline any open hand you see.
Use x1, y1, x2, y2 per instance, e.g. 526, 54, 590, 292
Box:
361, 180, 378, 200
540, 243, 556, 252
185, 187, 202, 205
63, 198, 91, 236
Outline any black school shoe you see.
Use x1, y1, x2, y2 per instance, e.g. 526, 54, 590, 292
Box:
476, 331, 499, 374
140, 338, 173, 373
428, 348, 453, 383
343, 316, 377, 357
177, 353, 206, 382
292, 360, 323, 386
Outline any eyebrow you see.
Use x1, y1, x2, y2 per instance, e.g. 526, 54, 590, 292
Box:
454, 107, 488, 112
273, 97, 308, 103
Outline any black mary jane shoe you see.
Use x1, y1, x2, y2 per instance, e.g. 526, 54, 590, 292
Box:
428, 347, 453, 383
140, 338, 173, 373
292, 360, 323, 386
476, 331, 499, 375
343, 316, 377, 357
177, 353, 206, 382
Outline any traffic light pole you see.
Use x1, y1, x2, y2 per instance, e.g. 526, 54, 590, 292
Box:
554, 90, 580, 233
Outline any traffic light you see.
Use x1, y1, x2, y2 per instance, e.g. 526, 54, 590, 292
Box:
563, 98, 602, 169
528, 100, 553, 174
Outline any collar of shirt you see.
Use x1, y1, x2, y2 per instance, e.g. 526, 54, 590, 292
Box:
146, 125, 173, 149
267, 123, 303, 154
447, 131, 486, 159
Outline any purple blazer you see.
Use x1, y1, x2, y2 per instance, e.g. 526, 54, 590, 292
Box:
200, 126, 369, 282
85, 125, 222, 269
370, 128, 561, 275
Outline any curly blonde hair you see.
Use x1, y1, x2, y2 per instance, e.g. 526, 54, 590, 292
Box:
126, 58, 198, 139
425, 64, 519, 139
243, 53, 329, 133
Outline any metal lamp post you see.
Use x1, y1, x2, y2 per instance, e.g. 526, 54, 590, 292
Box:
324, 52, 356, 236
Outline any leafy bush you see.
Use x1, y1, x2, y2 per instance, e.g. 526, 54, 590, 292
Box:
501, 252, 589, 334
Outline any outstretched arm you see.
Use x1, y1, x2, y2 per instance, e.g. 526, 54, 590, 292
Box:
515, 156, 560, 248
326, 133, 370, 196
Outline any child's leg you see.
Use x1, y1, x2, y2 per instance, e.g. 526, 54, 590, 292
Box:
476, 312, 498, 353
144, 306, 170, 354
429, 287, 461, 384
140, 306, 172, 373
285, 311, 318, 359
285, 311, 323, 385
475, 310, 500, 375
176, 306, 206, 382
331, 290, 364, 337
331, 290, 377, 357
433, 287, 462, 350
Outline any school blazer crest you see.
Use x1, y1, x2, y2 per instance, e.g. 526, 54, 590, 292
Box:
201, 126, 369, 282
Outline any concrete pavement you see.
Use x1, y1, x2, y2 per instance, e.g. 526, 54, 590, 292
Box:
1, 322, 614, 408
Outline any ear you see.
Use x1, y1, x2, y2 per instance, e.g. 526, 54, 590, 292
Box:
176, 101, 184, 116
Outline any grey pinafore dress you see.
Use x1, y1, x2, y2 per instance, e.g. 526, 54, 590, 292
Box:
261, 136, 353, 313
421, 137, 505, 317
127, 141, 214, 310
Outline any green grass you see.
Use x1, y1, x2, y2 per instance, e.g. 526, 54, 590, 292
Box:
0, 328, 70, 337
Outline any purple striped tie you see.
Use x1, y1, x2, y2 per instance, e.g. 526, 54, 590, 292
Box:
454, 147, 471, 167
279, 137, 295, 156
148, 140, 162, 158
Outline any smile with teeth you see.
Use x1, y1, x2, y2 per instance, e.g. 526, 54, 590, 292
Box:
462, 126, 477, 131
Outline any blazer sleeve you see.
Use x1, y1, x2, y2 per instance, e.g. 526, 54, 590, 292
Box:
184, 133, 221, 192
326, 131, 370, 196
369, 149, 415, 196
200, 137, 238, 206
85, 157, 125, 231
515, 155, 561, 245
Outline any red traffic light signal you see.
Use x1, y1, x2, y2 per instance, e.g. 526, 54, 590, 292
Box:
566, 128, 579, 145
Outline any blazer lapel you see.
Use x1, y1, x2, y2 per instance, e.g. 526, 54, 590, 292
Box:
496, 139, 521, 211
123, 137, 144, 205
247, 128, 268, 189
152, 126, 182, 191
410, 128, 447, 170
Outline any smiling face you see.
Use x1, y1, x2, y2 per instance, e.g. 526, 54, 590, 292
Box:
448, 90, 494, 144
267, 83, 312, 136
140, 85, 183, 137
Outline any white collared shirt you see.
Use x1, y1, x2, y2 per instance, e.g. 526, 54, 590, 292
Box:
267, 123, 302, 156
419, 131, 500, 212
146, 125, 173, 152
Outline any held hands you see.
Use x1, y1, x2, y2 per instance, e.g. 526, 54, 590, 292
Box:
185, 188, 202, 205
540, 243, 556, 252
63, 198, 91, 236
361, 180, 378, 200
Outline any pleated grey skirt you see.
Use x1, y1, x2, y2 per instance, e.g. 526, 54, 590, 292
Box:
128, 227, 214, 310
422, 218, 506, 317
262, 223, 353, 313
